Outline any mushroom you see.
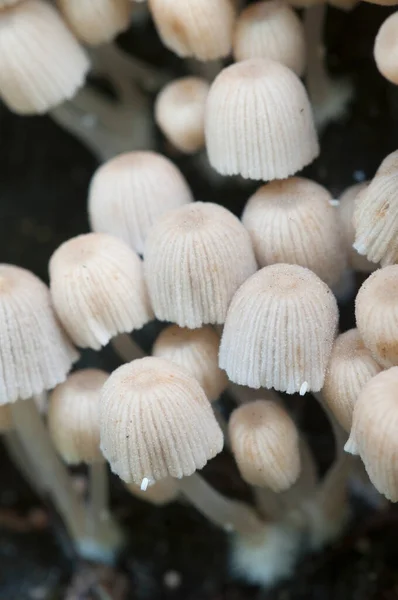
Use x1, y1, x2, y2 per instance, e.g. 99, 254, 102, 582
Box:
127, 477, 180, 506
48, 369, 123, 560
345, 368, 398, 501
155, 77, 210, 154
353, 150, 398, 266
147, 0, 236, 61
241, 177, 346, 288
57, 0, 132, 46
374, 13, 398, 85
100, 357, 263, 535
49, 232, 153, 359
144, 202, 257, 328
355, 265, 398, 368
205, 59, 319, 180
88, 151, 193, 255
0, 0, 90, 114
219, 264, 338, 393
233, 1, 306, 77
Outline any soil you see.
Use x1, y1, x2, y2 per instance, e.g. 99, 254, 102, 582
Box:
1, 2, 398, 599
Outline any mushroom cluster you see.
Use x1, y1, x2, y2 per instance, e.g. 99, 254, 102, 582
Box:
2, 0, 398, 590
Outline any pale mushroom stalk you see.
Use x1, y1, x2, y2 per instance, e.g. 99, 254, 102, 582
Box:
111, 333, 146, 363
3, 430, 47, 496
88, 461, 110, 535
313, 391, 347, 457
178, 472, 263, 535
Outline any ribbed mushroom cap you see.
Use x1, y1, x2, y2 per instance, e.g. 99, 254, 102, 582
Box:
0, 405, 12, 433
48, 369, 108, 465
152, 325, 228, 401
355, 265, 398, 368
323, 329, 382, 433
205, 59, 319, 181
144, 202, 257, 328
233, 1, 306, 77
229, 400, 301, 492
338, 182, 376, 273
354, 150, 398, 266
346, 368, 398, 502
241, 177, 346, 287
148, 0, 236, 61
155, 77, 210, 154
100, 357, 224, 485
57, 0, 132, 46
0, 265, 78, 405
127, 476, 179, 505
49, 233, 153, 350
219, 264, 338, 393
0, 0, 89, 115
88, 151, 193, 255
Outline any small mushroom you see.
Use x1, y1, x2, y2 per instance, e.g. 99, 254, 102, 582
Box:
374, 13, 398, 85
127, 477, 180, 506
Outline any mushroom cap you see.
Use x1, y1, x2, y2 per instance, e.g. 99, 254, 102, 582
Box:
355, 265, 398, 368
323, 329, 382, 433
88, 151, 193, 255
205, 58, 319, 181
49, 232, 153, 350
152, 324, 228, 401
155, 77, 210, 154
57, 0, 132, 46
229, 400, 301, 492
241, 177, 346, 287
0, 0, 89, 115
0, 1, 22, 7
100, 357, 223, 484
219, 264, 338, 393
126, 476, 179, 505
148, 0, 236, 61
375, 12, 398, 84
233, 1, 306, 77
0, 405, 12, 433
48, 369, 108, 465
347, 367, 398, 502
0, 264, 78, 404
354, 150, 398, 266
144, 202, 257, 328
338, 182, 376, 273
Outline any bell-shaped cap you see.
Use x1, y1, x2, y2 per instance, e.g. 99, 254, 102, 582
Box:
144, 202, 257, 328
229, 400, 301, 492
88, 151, 193, 255
152, 324, 228, 401
49, 233, 153, 350
100, 357, 224, 484
48, 369, 108, 465
205, 59, 319, 180
0, 264, 78, 404
0, 0, 89, 114
219, 264, 338, 393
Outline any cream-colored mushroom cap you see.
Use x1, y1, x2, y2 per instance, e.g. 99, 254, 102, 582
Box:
148, 0, 236, 61
219, 264, 338, 393
346, 367, 398, 502
242, 177, 346, 287
126, 476, 179, 505
0, 265, 78, 404
233, 1, 306, 77
155, 77, 210, 154
338, 182, 376, 273
374, 13, 398, 84
205, 59, 319, 181
144, 202, 257, 328
229, 400, 301, 492
0, 0, 89, 115
88, 151, 193, 255
152, 325, 228, 401
48, 369, 108, 465
0, 405, 12, 433
354, 150, 398, 266
49, 233, 153, 350
57, 0, 132, 46
323, 329, 382, 433
355, 265, 398, 368
0, 1, 23, 7
100, 357, 224, 485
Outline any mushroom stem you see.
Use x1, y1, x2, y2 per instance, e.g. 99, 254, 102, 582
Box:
313, 391, 347, 457
3, 431, 47, 496
110, 333, 146, 363
89, 461, 110, 533
177, 472, 264, 536
10, 398, 86, 548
